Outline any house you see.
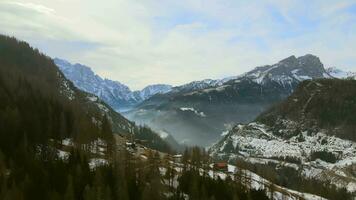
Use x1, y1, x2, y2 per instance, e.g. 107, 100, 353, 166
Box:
213, 162, 228, 171
172, 154, 182, 163
135, 139, 148, 145
126, 142, 136, 149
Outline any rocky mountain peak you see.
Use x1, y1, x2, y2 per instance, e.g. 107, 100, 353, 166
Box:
138, 84, 172, 99
296, 54, 325, 77
297, 54, 321, 65
244, 54, 328, 85
55, 58, 173, 111
278, 55, 298, 66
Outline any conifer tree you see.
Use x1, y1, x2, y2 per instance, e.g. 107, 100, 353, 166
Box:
64, 176, 75, 200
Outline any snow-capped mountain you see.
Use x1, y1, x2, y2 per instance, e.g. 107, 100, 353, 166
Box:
126, 54, 335, 146
54, 58, 172, 111
170, 78, 233, 94
210, 79, 356, 193
326, 67, 356, 79
136, 84, 172, 100
243, 54, 329, 88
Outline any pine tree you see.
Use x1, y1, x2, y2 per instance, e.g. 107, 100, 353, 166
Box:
64, 176, 75, 200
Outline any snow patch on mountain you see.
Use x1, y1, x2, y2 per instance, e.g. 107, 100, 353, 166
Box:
243, 55, 328, 87
326, 67, 356, 79
137, 84, 172, 99
179, 107, 206, 117
158, 130, 169, 139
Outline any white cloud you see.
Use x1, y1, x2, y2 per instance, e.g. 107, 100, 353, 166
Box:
0, 0, 355, 89
9, 2, 55, 14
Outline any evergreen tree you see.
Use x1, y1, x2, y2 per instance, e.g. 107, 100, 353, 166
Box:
64, 176, 75, 200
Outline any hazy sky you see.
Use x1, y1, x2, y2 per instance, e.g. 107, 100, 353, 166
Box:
1, 0, 355, 89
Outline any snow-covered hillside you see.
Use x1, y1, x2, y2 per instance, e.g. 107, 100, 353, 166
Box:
210, 79, 356, 193
210, 121, 356, 192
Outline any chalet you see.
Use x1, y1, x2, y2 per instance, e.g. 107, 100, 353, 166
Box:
172, 154, 182, 163
125, 142, 136, 149
213, 162, 228, 171
135, 139, 148, 145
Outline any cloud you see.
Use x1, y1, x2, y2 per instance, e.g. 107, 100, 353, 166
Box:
8, 2, 55, 15
0, 0, 355, 89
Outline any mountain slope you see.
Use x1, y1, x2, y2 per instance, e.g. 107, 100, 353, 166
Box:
210, 79, 356, 193
0, 36, 100, 148
257, 79, 356, 141
0, 35, 170, 153
55, 58, 172, 111
0, 35, 187, 200
126, 54, 332, 146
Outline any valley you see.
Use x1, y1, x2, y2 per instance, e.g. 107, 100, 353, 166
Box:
1, 34, 355, 200
57, 54, 356, 148
1, 1, 356, 199
51, 46, 356, 199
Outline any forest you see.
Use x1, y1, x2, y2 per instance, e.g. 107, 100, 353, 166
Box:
234, 158, 354, 200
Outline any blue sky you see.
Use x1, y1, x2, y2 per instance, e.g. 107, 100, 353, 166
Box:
0, 0, 355, 89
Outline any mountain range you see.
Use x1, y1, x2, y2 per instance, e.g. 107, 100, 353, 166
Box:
125, 54, 355, 146
54, 58, 172, 111
56, 55, 356, 147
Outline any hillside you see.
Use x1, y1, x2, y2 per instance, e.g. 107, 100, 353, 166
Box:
258, 79, 356, 141
0, 34, 177, 199
0, 35, 170, 152
210, 79, 356, 197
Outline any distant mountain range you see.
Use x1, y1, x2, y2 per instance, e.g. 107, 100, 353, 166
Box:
126, 54, 356, 146
210, 79, 356, 193
55, 55, 355, 146
54, 58, 172, 111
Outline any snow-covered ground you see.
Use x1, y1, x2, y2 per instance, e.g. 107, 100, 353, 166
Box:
160, 162, 327, 200
58, 137, 330, 200
89, 158, 109, 169
59, 138, 109, 169
210, 122, 356, 193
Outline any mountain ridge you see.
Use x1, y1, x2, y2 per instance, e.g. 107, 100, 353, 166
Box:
54, 58, 172, 111
126, 54, 339, 146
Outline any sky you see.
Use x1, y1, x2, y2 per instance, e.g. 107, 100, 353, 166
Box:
0, 0, 355, 90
